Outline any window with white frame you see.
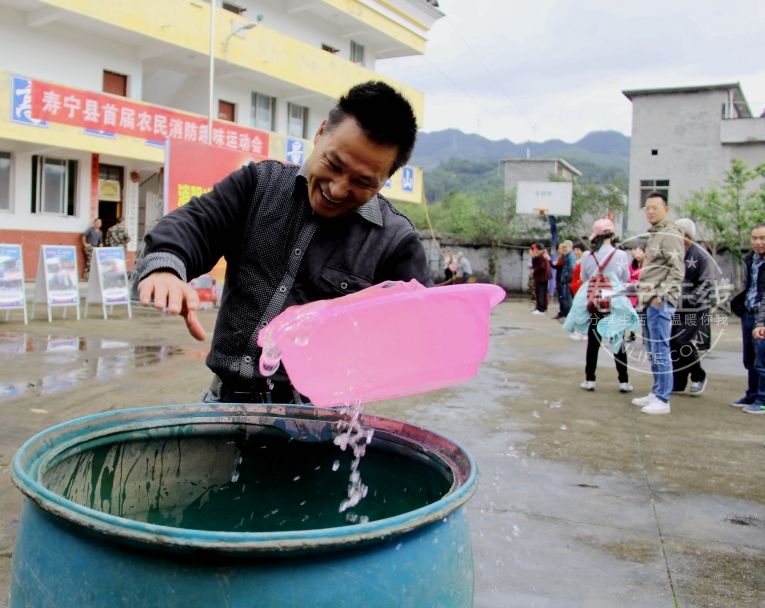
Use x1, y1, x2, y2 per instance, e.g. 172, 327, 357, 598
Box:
350, 41, 365, 65
31, 155, 77, 216
0, 152, 10, 211
639, 179, 670, 207
287, 103, 309, 139
251, 92, 276, 132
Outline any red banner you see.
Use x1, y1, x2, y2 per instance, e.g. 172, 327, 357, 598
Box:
164, 139, 268, 283
29, 79, 269, 155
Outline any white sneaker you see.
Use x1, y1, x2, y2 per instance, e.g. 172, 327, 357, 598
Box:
531, 310, 546, 315
580, 380, 596, 391
619, 382, 634, 393
641, 396, 671, 415
631, 393, 655, 406
688, 378, 706, 396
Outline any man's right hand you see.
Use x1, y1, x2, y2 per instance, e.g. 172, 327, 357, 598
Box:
753, 326, 765, 340
137, 272, 206, 341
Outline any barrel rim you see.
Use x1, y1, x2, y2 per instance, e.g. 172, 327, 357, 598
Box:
12, 403, 477, 554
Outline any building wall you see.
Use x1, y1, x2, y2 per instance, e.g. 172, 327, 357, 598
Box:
504, 160, 568, 193
627, 89, 765, 235
0, 5, 143, 97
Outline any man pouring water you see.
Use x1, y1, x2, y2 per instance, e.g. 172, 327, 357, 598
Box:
135, 82, 432, 404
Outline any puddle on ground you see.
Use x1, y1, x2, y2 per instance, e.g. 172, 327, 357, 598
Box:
0, 332, 195, 402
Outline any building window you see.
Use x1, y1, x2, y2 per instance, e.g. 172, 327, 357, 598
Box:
251, 92, 275, 132
287, 103, 308, 139
0, 152, 10, 211
218, 100, 236, 122
103, 70, 127, 97
651, 149, 658, 156
222, 1, 246, 14
31, 155, 77, 216
639, 179, 669, 207
350, 41, 365, 65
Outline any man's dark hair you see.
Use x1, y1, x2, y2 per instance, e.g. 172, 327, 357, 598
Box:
573, 241, 586, 252
325, 81, 418, 176
752, 223, 765, 232
645, 191, 668, 205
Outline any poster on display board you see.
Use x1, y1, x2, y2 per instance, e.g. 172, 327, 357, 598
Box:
32, 245, 80, 322
0, 244, 28, 324
84, 247, 132, 320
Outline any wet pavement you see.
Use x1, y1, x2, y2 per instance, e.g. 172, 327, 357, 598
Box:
1, 297, 764, 607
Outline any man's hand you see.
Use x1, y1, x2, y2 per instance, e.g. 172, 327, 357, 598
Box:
137, 272, 206, 341
753, 326, 765, 340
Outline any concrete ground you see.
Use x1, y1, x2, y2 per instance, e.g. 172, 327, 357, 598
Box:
1, 296, 764, 607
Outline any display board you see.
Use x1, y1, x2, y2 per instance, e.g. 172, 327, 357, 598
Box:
84, 247, 132, 319
0, 243, 28, 324
32, 245, 80, 322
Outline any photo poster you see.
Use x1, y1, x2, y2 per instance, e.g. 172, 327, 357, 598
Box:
163, 138, 267, 284
85, 247, 132, 319
0, 243, 28, 324
33, 245, 80, 322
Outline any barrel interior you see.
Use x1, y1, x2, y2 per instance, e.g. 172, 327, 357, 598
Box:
41, 424, 454, 533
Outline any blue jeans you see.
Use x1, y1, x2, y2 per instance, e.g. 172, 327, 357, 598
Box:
741, 312, 765, 404
558, 282, 573, 317
644, 301, 675, 402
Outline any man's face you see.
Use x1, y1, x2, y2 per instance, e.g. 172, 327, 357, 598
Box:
305, 117, 398, 219
751, 227, 765, 256
644, 197, 668, 225
94, 219, 102, 229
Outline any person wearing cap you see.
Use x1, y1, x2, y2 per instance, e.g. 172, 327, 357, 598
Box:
670, 218, 715, 397
578, 218, 632, 393
630, 192, 685, 415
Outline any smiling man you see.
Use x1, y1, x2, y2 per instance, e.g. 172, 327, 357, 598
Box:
135, 82, 432, 404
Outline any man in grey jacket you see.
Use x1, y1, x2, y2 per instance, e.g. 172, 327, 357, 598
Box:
630, 192, 685, 414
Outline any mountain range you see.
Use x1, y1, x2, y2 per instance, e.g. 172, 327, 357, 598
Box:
411, 129, 631, 184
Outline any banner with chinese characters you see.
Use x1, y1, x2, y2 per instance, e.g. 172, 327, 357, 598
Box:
164, 138, 268, 282
28, 77, 269, 155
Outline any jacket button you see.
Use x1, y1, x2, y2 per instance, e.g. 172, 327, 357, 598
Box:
340, 281, 348, 290
278, 285, 287, 293
243, 355, 253, 364
293, 248, 301, 256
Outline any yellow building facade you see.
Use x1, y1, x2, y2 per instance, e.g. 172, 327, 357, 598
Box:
0, 0, 442, 276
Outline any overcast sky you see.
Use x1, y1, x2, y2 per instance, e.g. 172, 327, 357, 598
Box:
376, 0, 765, 143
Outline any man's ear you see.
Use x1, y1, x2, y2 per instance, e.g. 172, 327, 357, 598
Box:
313, 120, 328, 144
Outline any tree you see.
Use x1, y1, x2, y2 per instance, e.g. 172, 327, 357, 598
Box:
682, 159, 765, 263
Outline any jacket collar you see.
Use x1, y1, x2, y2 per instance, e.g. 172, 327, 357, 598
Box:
297, 163, 383, 227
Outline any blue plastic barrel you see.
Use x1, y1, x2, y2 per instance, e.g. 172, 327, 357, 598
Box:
11, 404, 477, 607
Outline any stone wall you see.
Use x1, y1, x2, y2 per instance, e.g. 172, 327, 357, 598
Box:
420, 234, 744, 294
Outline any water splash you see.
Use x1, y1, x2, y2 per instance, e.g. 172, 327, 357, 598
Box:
332, 402, 374, 518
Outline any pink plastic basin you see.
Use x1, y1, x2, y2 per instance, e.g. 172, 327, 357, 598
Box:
257, 280, 505, 407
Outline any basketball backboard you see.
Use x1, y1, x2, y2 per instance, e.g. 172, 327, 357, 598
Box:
516, 181, 572, 216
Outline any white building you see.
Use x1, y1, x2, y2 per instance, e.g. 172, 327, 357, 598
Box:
623, 83, 765, 234
0, 0, 443, 277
